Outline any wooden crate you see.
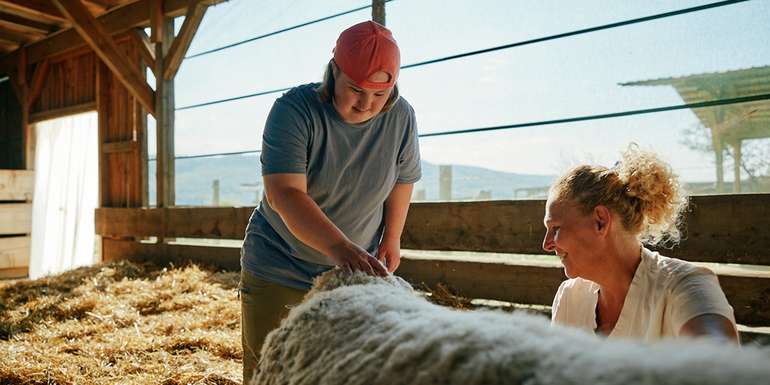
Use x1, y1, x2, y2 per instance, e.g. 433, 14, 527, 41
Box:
0, 169, 33, 279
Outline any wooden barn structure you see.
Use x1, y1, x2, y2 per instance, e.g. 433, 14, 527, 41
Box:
0, 0, 768, 343
622, 66, 770, 193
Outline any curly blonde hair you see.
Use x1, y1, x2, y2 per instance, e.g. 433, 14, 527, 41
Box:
549, 144, 689, 246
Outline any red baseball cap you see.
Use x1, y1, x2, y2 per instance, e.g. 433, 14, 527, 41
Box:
333, 21, 400, 90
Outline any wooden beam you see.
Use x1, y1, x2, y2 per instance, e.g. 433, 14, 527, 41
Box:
97, 240, 770, 327
154, 16, 174, 207
398, 254, 770, 327
29, 101, 96, 123
0, 169, 34, 201
102, 140, 137, 153
0, 0, 227, 74
401, 195, 770, 265
81, 0, 108, 14
149, 0, 163, 43
0, 11, 55, 36
95, 194, 770, 265
0, 38, 19, 53
50, 0, 156, 116
95, 207, 253, 239
96, 61, 109, 207
129, 28, 155, 71
85, 0, 124, 8
26, 58, 49, 109
163, 1, 207, 80
0, 236, 30, 269
0, 0, 68, 25
0, 266, 27, 279
0, 203, 32, 235
372, 0, 385, 25
0, 27, 37, 44
101, 238, 241, 270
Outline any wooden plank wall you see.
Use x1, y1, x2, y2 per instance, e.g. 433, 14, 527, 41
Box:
97, 35, 146, 209
20, 34, 146, 209
29, 47, 96, 114
0, 80, 24, 169
0, 169, 34, 279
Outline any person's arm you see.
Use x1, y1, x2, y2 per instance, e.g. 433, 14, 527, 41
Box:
376, 183, 414, 272
680, 314, 739, 343
264, 173, 387, 276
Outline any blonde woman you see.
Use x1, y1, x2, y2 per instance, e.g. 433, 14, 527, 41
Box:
543, 145, 738, 342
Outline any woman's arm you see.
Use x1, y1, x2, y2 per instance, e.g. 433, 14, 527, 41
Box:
377, 183, 414, 272
680, 314, 739, 343
264, 173, 387, 276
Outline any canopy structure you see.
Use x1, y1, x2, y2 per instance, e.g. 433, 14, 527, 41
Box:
621, 66, 770, 192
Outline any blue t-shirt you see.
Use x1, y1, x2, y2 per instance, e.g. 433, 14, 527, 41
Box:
241, 83, 421, 290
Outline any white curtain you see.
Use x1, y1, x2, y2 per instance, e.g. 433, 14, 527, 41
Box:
29, 111, 98, 279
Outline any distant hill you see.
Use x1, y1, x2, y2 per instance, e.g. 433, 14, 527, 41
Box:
150, 155, 555, 206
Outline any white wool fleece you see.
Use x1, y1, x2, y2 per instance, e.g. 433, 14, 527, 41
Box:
254, 269, 770, 385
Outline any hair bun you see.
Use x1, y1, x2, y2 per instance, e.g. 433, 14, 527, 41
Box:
615, 144, 688, 246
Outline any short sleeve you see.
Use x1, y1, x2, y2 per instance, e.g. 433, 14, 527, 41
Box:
551, 280, 569, 324
667, 270, 736, 335
396, 103, 421, 183
260, 94, 311, 175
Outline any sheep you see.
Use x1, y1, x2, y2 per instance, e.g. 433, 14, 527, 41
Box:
254, 269, 770, 385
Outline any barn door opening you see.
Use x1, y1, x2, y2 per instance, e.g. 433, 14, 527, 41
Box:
29, 111, 98, 279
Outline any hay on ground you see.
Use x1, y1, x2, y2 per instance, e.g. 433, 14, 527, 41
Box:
0, 261, 242, 385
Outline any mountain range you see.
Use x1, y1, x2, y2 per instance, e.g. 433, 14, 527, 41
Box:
150, 155, 555, 206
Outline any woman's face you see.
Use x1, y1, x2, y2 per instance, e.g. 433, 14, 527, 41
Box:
542, 197, 606, 280
332, 68, 393, 124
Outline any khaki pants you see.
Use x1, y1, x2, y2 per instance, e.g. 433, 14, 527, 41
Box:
240, 270, 306, 384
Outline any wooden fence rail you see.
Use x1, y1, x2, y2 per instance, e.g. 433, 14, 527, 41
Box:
96, 194, 770, 265
96, 193, 770, 327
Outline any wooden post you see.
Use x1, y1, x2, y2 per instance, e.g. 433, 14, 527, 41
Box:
732, 139, 742, 193
154, 16, 175, 209
713, 135, 724, 193
212, 179, 220, 206
96, 62, 109, 206
439, 165, 452, 201
372, 0, 386, 25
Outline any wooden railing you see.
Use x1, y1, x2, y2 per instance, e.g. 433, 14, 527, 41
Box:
96, 194, 770, 327
0, 169, 34, 279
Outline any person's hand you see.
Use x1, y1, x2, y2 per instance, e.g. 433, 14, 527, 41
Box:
328, 241, 387, 277
377, 237, 401, 273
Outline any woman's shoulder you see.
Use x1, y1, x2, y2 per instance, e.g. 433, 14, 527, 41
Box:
271, 83, 324, 119
642, 248, 717, 287
389, 95, 415, 116
278, 83, 321, 103
557, 277, 598, 296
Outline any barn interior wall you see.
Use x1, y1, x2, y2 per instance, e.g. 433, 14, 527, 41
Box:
0, 80, 23, 169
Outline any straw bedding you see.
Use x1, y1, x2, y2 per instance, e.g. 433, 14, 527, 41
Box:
0, 261, 242, 385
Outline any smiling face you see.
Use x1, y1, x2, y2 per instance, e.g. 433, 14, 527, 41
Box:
332, 67, 393, 124
542, 196, 606, 280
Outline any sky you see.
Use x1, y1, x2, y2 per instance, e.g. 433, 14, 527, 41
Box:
149, 0, 770, 184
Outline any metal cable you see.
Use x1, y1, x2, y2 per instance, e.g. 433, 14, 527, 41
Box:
156, 92, 770, 161
185, 1, 394, 59
176, 0, 750, 111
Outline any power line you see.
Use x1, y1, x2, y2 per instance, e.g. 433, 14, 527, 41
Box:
156, 92, 770, 161
176, 86, 292, 111
149, 149, 260, 162
419, 93, 770, 138
185, 1, 393, 60
175, 0, 750, 111
401, 0, 749, 69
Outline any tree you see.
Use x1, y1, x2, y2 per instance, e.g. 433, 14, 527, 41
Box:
680, 122, 770, 191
